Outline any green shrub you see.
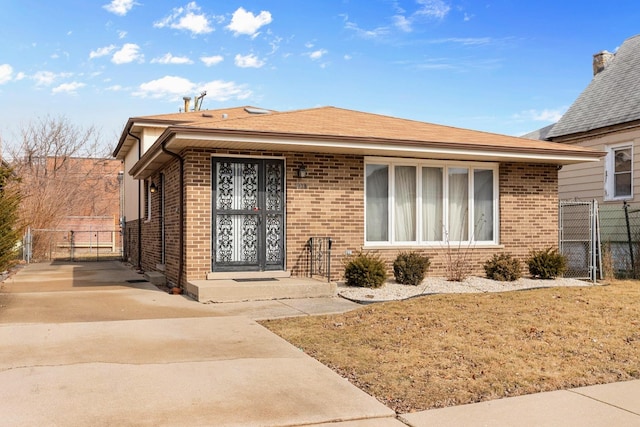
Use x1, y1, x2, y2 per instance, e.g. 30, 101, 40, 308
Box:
527, 247, 567, 279
483, 253, 522, 282
344, 252, 388, 288
393, 251, 430, 286
0, 165, 21, 271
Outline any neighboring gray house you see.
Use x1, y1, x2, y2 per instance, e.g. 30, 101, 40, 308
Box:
526, 34, 640, 273
537, 34, 640, 203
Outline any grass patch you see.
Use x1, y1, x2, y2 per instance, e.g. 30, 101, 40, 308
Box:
261, 281, 640, 413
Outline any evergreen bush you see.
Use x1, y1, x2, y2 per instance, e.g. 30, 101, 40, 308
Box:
483, 253, 522, 282
344, 252, 388, 288
0, 165, 21, 271
527, 247, 567, 279
393, 251, 430, 286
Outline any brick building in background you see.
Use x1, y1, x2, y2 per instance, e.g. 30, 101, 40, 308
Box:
21, 157, 123, 261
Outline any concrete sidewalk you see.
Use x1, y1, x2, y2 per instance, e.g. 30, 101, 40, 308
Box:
401, 380, 640, 426
1, 261, 639, 426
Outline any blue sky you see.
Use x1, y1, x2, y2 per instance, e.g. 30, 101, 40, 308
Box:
1, 1, 639, 150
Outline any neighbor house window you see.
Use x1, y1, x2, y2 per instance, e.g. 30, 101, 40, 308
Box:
605, 143, 633, 200
365, 159, 498, 245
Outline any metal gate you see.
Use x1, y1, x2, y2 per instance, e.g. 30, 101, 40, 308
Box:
23, 227, 123, 263
558, 200, 601, 282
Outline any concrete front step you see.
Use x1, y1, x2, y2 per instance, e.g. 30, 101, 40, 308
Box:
186, 277, 336, 303
144, 271, 166, 286
206, 270, 291, 280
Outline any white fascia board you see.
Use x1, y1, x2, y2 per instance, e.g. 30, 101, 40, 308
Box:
170, 132, 602, 164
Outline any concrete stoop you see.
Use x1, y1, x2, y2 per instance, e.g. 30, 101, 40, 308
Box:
144, 271, 166, 286
186, 275, 337, 303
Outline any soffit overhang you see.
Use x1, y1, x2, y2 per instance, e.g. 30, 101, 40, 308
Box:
130, 127, 605, 180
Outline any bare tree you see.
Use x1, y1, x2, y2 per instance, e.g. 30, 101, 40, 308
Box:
6, 116, 118, 258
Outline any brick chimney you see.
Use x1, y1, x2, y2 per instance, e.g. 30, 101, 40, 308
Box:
592, 50, 614, 76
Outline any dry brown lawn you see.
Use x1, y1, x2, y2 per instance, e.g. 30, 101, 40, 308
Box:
261, 280, 640, 413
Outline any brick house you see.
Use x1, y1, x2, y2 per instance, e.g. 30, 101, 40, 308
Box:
113, 105, 601, 300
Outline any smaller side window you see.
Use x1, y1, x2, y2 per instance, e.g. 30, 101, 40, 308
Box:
605, 144, 633, 200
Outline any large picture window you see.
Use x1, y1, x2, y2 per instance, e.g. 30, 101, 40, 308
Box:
365, 159, 499, 245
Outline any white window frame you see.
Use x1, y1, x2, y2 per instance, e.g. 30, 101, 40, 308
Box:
364, 157, 499, 247
604, 142, 633, 201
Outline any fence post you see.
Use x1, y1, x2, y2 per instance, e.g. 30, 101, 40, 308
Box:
70, 230, 75, 262
327, 238, 332, 283
624, 201, 635, 278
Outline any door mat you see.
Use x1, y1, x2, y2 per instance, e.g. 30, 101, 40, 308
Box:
233, 278, 279, 282
126, 279, 150, 283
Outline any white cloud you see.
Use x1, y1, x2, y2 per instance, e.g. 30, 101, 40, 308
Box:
344, 54, 352, 60
393, 0, 451, 32
393, 15, 412, 32
200, 55, 224, 66
0, 64, 13, 84
151, 53, 194, 64
118, 30, 128, 39
154, 2, 215, 36
514, 108, 566, 123
133, 75, 251, 102
309, 49, 328, 60
15, 72, 25, 81
33, 71, 72, 86
112, 43, 143, 64
89, 44, 117, 59
344, 20, 390, 39
52, 81, 86, 95
203, 80, 252, 101
415, 0, 451, 19
427, 37, 492, 46
134, 76, 195, 99
226, 7, 272, 38
234, 53, 265, 68
106, 84, 124, 91
103, 0, 137, 16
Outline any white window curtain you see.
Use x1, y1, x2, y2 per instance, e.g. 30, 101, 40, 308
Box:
366, 164, 389, 241
448, 168, 469, 241
364, 160, 497, 245
395, 166, 416, 241
474, 169, 494, 241
422, 167, 443, 241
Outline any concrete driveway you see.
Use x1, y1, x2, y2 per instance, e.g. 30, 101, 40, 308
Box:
0, 261, 401, 426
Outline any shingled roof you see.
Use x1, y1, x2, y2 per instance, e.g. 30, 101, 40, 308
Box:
547, 34, 640, 139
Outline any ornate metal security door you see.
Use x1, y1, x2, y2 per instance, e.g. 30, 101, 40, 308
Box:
212, 158, 284, 272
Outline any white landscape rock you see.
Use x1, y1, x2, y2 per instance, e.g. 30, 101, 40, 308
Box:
337, 276, 595, 303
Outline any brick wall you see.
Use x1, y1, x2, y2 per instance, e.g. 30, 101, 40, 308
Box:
363, 163, 559, 278
134, 151, 559, 284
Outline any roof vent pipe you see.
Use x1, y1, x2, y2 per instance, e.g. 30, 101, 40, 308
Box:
183, 97, 191, 113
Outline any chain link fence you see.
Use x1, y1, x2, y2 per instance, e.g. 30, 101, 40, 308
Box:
559, 200, 598, 280
23, 227, 123, 263
599, 201, 640, 279
559, 200, 640, 280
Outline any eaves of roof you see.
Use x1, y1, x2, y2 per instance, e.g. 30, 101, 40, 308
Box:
112, 106, 277, 159
129, 125, 605, 180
